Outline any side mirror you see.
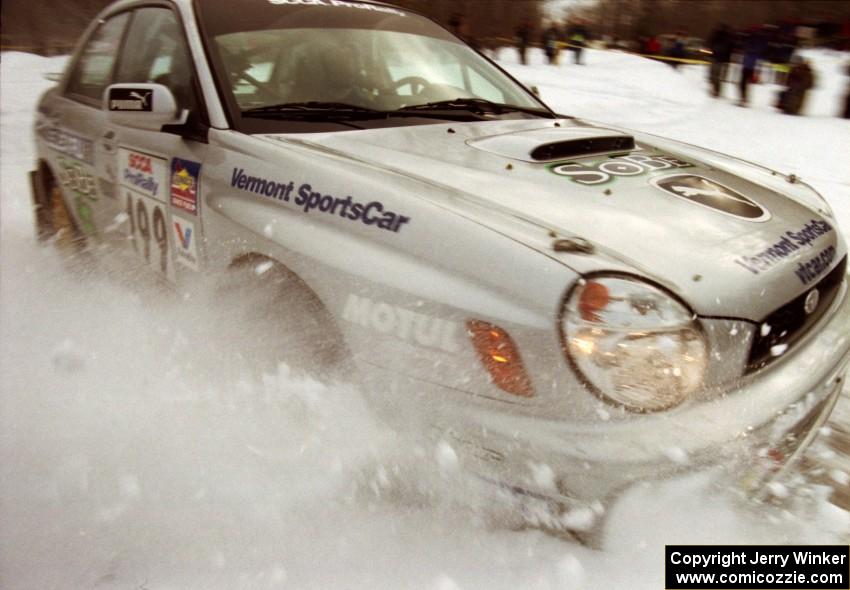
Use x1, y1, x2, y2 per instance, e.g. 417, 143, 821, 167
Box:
520, 81, 541, 97
103, 83, 187, 130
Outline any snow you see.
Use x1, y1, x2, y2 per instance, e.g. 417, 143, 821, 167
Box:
2, 47, 849, 589
495, 46, 850, 232
832, 470, 850, 487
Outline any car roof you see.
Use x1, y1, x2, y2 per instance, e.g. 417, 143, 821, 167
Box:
98, 0, 193, 17
100, 0, 414, 15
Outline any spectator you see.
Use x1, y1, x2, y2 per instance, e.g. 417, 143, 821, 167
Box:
739, 27, 766, 107
667, 32, 686, 69
542, 24, 561, 65
516, 19, 532, 65
566, 19, 589, 65
771, 34, 796, 85
645, 35, 662, 56
842, 18, 850, 52
777, 56, 814, 115
448, 13, 478, 51
707, 24, 734, 97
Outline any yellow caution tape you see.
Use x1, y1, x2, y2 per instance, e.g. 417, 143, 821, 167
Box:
556, 41, 712, 65
491, 36, 711, 66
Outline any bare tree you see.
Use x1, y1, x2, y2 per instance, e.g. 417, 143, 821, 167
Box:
2, 0, 543, 55
583, 0, 850, 41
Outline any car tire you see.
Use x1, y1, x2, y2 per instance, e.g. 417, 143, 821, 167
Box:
33, 167, 87, 254
49, 184, 87, 253
218, 256, 353, 382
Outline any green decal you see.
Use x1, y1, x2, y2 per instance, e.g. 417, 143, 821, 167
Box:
58, 157, 99, 234
75, 196, 96, 235
58, 158, 98, 201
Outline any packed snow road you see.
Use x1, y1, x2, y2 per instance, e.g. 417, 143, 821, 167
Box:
1, 47, 849, 590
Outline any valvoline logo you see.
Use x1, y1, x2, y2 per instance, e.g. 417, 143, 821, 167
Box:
172, 216, 199, 270
174, 221, 192, 249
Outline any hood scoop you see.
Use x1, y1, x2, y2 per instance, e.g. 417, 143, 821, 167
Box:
530, 135, 635, 161
467, 126, 635, 163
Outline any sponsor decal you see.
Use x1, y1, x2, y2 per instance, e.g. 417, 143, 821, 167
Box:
734, 218, 834, 277
119, 149, 167, 202
58, 157, 97, 200
342, 294, 460, 353
172, 215, 199, 270
268, 0, 407, 16
122, 152, 173, 278
230, 168, 411, 233
108, 87, 153, 111
58, 157, 98, 234
171, 158, 200, 215
652, 175, 770, 221
548, 152, 693, 185
795, 245, 836, 285
42, 128, 94, 164
125, 191, 173, 279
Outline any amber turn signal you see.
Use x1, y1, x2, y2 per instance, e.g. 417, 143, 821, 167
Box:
578, 280, 610, 322
466, 320, 534, 397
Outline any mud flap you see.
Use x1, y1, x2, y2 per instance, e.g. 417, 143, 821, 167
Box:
29, 169, 51, 240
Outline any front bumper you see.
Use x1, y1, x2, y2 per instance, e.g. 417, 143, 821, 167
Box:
359, 275, 850, 509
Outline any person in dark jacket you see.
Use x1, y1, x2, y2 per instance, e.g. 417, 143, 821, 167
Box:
516, 20, 532, 65
542, 24, 561, 65
777, 56, 815, 115
707, 24, 734, 97
667, 33, 687, 69
843, 62, 850, 118
739, 28, 766, 106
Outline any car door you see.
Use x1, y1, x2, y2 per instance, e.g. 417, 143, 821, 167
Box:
106, 5, 210, 284
41, 12, 130, 238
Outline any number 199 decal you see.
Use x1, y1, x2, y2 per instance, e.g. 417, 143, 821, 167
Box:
125, 190, 174, 280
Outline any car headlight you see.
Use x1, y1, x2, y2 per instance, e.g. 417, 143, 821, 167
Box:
561, 275, 708, 412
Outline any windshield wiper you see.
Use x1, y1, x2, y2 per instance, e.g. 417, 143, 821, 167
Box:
396, 98, 554, 118
241, 99, 555, 123
241, 101, 384, 118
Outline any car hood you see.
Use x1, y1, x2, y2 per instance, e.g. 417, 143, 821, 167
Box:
258, 118, 845, 319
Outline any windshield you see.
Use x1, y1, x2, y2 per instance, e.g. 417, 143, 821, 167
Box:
198, 0, 547, 130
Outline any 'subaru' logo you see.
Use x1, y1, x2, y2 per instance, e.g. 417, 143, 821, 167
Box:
652, 175, 769, 221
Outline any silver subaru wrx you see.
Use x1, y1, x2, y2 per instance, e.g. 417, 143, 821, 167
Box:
30, 0, 850, 529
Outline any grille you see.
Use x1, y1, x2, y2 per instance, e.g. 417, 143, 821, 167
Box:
746, 255, 846, 373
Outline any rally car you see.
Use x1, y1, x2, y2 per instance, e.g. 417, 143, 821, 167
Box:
30, 0, 850, 527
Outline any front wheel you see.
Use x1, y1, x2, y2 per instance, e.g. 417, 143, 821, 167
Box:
214, 257, 352, 382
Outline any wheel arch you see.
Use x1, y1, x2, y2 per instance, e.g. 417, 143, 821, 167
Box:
226, 251, 353, 367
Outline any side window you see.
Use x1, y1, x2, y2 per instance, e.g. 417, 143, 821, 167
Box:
114, 8, 200, 113
65, 13, 130, 102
